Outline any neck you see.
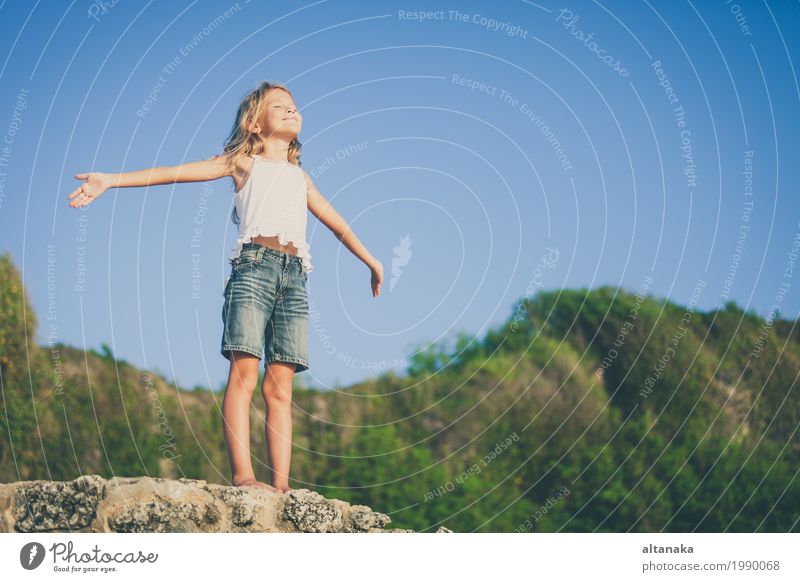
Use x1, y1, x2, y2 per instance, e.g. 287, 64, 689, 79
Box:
258, 137, 293, 162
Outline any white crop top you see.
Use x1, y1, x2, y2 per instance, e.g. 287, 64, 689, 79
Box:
229, 154, 312, 273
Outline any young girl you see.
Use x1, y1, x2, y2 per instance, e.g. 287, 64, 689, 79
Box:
67, 80, 384, 493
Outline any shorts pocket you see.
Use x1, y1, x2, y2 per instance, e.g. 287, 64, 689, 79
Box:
233, 253, 260, 273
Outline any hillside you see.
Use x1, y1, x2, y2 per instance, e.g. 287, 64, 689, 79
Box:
1, 252, 797, 532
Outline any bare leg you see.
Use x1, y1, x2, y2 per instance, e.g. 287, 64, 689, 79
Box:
262, 361, 296, 492
222, 351, 279, 493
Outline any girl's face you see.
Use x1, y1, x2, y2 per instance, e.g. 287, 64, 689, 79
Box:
257, 89, 301, 138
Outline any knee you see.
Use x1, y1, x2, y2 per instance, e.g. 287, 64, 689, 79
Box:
226, 351, 262, 394
261, 382, 292, 405
227, 370, 259, 395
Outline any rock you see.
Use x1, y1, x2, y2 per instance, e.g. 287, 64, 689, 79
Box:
12, 475, 105, 532
217, 487, 259, 527
0, 475, 437, 533
346, 504, 391, 532
281, 489, 344, 532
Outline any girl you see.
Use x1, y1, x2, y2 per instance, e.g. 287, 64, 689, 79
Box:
67, 81, 384, 493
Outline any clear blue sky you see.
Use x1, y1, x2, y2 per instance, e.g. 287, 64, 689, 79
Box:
1, 0, 798, 391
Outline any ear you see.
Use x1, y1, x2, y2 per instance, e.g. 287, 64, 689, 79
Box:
246, 114, 261, 134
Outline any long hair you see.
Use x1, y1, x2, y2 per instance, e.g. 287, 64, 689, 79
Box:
223, 81, 302, 225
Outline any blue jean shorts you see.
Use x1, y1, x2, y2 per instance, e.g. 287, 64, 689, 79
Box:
221, 242, 309, 373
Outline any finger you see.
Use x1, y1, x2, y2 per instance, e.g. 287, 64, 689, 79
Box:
71, 184, 86, 198
75, 173, 88, 179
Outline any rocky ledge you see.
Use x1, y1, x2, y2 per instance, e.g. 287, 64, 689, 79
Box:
0, 475, 453, 533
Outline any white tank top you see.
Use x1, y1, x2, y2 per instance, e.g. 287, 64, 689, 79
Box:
229, 154, 312, 273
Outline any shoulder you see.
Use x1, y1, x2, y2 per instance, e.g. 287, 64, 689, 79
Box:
218, 151, 254, 175
300, 168, 315, 190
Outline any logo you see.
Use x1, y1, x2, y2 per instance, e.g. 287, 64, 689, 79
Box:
20, 542, 46, 570
390, 234, 413, 291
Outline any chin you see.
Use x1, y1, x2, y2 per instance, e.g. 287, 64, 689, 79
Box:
271, 128, 299, 139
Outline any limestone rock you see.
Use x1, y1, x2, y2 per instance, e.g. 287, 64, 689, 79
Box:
281, 488, 344, 532
0, 475, 436, 533
11, 474, 104, 532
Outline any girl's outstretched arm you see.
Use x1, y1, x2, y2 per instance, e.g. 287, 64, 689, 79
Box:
304, 170, 383, 298
68, 154, 233, 209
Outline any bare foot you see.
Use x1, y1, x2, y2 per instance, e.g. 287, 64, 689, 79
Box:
233, 477, 280, 493
276, 485, 294, 493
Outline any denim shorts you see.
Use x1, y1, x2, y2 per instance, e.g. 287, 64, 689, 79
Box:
221, 242, 309, 373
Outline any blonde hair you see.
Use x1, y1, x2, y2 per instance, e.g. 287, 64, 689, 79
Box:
223, 81, 303, 224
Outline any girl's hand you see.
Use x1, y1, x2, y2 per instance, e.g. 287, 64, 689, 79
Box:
370, 261, 383, 298
68, 172, 110, 208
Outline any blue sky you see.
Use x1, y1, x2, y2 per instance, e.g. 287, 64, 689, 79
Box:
1, 0, 798, 391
